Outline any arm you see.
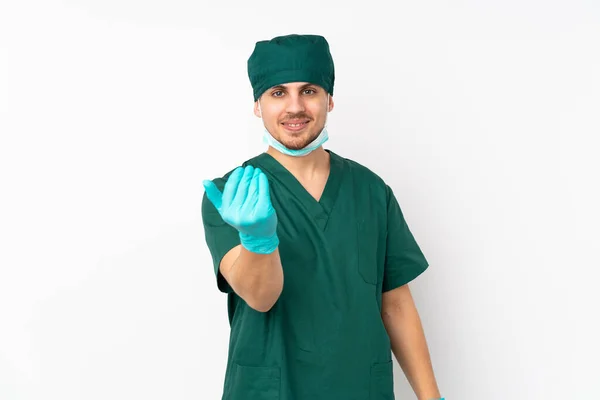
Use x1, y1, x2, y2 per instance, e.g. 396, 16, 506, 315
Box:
203, 165, 283, 312
381, 284, 441, 400
220, 244, 283, 312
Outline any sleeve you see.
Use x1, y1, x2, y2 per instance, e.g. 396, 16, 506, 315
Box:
382, 184, 430, 292
201, 179, 241, 294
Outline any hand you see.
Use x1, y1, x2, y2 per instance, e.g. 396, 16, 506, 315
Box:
203, 165, 279, 254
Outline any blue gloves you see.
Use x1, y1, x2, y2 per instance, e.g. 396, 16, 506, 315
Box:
203, 165, 279, 254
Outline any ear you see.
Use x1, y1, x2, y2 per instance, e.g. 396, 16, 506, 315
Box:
253, 101, 262, 118
328, 95, 334, 112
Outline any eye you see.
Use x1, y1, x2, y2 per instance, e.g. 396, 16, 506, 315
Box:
303, 89, 316, 95
272, 90, 284, 97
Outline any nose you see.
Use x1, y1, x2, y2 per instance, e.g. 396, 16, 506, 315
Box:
285, 92, 306, 114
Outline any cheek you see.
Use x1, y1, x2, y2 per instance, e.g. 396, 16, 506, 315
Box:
309, 103, 327, 118
262, 107, 284, 122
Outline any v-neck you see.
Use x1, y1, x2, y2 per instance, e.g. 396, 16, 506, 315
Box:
252, 149, 345, 229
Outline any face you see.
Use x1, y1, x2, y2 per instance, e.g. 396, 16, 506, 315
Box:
254, 82, 334, 150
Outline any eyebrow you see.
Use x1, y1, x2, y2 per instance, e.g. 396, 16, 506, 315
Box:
270, 83, 317, 91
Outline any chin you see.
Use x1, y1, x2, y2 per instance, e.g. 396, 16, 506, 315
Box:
278, 131, 318, 150
280, 137, 312, 150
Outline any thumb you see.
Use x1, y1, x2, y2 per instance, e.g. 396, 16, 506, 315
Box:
203, 180, 223, 211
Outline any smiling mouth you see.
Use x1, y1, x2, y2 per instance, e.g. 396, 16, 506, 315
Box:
282, 119, 310, 131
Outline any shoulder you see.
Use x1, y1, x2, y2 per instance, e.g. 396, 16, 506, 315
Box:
332, 150, 390, 195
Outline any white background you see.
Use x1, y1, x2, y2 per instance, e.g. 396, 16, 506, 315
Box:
1, 1, 599, 399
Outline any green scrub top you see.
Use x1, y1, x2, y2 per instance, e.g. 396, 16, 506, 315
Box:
202, 149, 429, 400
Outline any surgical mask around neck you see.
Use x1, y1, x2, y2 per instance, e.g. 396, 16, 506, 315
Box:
258, 95, 330, 157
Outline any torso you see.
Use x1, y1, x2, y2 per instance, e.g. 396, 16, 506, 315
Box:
210, 150, 412, 400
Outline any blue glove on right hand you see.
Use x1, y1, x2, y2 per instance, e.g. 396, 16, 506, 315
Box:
203, 165, 279, 254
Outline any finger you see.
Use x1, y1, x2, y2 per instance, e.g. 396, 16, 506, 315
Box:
250, 167, 261, 193
257, 171, 271, 206
221, 167, 244, 207
202, 180, 223, 211
246, 170, 261, 211
231, 165, 255, 208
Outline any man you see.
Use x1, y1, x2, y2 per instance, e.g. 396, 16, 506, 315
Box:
202, 34, 444, 400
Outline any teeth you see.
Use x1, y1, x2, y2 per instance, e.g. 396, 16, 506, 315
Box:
288, 123, 304, 127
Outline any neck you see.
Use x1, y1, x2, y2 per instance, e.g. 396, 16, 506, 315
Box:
266, 146, 330, 178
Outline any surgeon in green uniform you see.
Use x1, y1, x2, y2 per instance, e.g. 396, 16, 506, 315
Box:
202, 34, 444, 400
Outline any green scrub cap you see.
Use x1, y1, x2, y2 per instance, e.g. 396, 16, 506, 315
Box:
247, 34, 335, 101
